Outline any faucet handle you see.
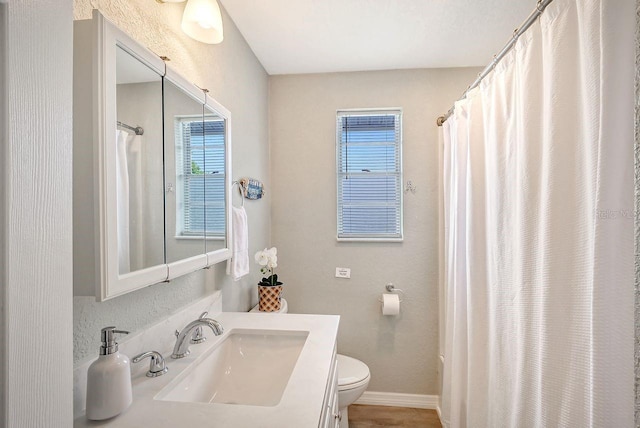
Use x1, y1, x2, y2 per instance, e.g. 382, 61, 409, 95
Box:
190, 311, 209, 344
132, 351, 168, 377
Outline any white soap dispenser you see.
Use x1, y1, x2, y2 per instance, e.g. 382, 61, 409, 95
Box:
86, 326, 133, 420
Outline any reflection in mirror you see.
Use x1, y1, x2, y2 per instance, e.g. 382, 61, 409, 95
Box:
115, 45, 164, 274
163, 79, 208, 263
203, 104, 227, 253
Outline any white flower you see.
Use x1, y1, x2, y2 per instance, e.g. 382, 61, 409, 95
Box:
255, 247, 281, 283
254, 249, 268, 266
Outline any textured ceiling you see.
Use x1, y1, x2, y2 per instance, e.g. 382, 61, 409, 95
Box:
219, 0, 535, 75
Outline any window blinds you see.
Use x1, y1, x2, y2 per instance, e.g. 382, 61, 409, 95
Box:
179, 118, 226, 236
336, 110, 402, 240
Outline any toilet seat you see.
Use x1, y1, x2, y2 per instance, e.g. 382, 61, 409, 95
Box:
337, 354, 370, 391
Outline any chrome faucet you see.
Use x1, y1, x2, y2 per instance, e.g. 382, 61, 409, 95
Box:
172, 317, 224, 359
190, 311, 209, 344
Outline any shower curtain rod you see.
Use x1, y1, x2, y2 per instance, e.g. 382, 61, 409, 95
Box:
436, 0, 554, 127
117, 120, 144, 136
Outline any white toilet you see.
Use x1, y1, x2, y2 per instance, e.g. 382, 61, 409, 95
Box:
335, 353, 370, 428
250, 299, 371, 427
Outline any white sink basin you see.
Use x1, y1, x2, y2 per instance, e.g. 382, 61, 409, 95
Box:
155, 329, 309, 407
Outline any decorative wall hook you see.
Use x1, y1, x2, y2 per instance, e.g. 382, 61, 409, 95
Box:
404, 180, 416, 194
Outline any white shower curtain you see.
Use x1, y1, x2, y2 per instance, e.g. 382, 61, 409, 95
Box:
440, 1, 635, 427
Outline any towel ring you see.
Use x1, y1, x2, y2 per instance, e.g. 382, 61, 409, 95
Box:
231, 180, 245, 207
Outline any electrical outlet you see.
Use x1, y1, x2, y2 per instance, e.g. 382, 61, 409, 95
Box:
335, 267, 351, 279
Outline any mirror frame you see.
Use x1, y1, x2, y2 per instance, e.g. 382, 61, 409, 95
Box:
93, 10, 232, 301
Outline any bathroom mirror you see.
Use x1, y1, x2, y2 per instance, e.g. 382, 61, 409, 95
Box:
92, 12, 170, 300
162, 68, 232, 280
115, 46, 165, 274
73, 11, 232, 301
163, 76, 208, 265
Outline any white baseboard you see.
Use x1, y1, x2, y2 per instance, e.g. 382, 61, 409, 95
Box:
354, 391, 439, 409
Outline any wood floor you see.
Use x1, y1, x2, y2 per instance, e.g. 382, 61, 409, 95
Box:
348, 405, 442, 428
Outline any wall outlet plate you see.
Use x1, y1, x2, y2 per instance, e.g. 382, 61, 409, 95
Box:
335, 267, 351, 279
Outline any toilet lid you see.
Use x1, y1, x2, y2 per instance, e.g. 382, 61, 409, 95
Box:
337, 354, 370, 389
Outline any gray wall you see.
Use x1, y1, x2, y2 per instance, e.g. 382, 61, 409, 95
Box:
269, 68, 479, 395
0, 3, 6, 422
73, 0, 270, 364
635, 0, 639, 425
3, 0, 74, 425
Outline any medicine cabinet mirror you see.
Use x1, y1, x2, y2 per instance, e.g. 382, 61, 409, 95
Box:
73, 10, 231, 301
115, 45, 165, 275
163, 68, 231, 278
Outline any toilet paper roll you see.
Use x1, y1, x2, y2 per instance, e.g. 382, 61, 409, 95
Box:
382, 293, 400, 316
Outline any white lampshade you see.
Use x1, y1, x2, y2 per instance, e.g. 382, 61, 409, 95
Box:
181, 0, 224, 44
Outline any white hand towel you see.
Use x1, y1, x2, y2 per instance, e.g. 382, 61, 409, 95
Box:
227, 206, 249, 280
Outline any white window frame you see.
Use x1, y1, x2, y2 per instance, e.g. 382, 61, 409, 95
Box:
336, 108, 403, 242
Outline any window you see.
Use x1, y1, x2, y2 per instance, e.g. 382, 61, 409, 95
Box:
336, 110, 402, 240
175, 116, 226, 237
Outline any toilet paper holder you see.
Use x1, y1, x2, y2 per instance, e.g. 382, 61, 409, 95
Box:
379, 283, 404, 303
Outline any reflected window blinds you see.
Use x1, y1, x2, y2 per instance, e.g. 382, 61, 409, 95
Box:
176, 117, 226, 236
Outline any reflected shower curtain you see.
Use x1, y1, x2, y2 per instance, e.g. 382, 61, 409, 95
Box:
126, 133, 143, 271
440, 0, 635, 427
116, 130, 131, 273
116, 130, 143, 274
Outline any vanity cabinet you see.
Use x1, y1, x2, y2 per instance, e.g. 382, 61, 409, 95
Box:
320, 346, 341, 428
73, 10, 232, 301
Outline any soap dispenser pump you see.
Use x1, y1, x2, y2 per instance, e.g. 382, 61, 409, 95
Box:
86, 326, 133, 420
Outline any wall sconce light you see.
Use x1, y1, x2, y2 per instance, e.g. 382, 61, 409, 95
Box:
157, 0, 224, 44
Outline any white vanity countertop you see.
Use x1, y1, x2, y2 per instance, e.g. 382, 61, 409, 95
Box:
74, 312, 340, 428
